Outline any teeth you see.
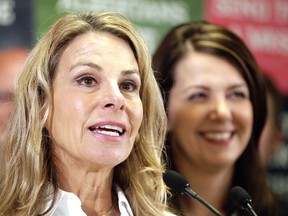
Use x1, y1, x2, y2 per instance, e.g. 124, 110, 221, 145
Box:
98, 125, 124, 133
204, 132, 231, 141
97, 130, 120, 137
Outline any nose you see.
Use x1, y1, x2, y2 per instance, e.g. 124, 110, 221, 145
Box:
209, 97, 232, 120
100, 84, 125, 111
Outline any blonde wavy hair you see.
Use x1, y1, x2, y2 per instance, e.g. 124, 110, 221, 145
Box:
0, 12, 170, 216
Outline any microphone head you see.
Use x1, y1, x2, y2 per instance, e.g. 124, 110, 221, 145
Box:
163, 170, 190, 194
229, 186, 252, 210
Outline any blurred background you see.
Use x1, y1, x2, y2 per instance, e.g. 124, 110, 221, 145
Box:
1, 0, 288, 200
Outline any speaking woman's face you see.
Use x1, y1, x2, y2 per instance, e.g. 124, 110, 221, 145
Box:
167, 52, 253, 170
47, 32, 143, 172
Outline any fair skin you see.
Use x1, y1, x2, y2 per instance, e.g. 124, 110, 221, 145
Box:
46, 32, 143, 215
168, 52, 253, 215
0, 48, 27, 132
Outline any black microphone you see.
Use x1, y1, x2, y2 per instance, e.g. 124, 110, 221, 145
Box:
229, 186, 257, 216
163, 170, 223, 216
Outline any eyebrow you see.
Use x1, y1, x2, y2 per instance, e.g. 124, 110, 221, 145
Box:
121, 69, 140, 76
70, 62, 140, 76
180, 85, 208, 94
227, 83, 249, 90
70, 62, 102, 72
180, 83, 248, 93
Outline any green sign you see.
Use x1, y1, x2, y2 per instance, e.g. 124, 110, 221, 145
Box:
35, 0, 203, 52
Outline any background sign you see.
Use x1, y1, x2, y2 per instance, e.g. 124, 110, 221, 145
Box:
0, 0, 33, 49
35, 0, 203, 53
205, 0, 288, 94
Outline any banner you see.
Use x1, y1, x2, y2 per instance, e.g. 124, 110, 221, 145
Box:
35, 0, 203, 53
205, 0, 288, 94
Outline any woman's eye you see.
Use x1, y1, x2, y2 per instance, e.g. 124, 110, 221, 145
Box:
121, 81, 138, 92
230, 91, 248, 99
76, 76, 96, 87
187, 92, 206, 101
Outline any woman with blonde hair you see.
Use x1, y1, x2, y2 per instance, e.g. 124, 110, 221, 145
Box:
0, 12, 174, 216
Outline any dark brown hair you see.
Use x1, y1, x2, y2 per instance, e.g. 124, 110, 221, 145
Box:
153, 21, 279, 216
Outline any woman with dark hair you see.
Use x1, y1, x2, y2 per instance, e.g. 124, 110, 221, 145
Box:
153, 21, 281, 215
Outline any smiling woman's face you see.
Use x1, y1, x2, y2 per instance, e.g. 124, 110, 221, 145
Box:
47, 32, 143, 171
168, 52, 253, 169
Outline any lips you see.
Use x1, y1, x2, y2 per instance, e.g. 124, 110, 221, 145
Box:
89, 124, 126, 137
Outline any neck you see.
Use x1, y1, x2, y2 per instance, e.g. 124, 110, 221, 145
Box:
57, 161, 117, 215
79, 184, 116, 216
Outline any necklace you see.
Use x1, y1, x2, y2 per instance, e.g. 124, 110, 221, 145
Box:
102, 203, 114, 216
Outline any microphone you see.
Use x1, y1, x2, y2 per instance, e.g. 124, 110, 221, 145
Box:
229, 186, 257, 216
163, 170, 223, 216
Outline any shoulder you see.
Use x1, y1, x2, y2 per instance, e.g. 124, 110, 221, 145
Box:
115, 185, 177, 216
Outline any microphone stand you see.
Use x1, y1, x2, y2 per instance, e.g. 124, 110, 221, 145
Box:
184, 187, 223, 216
243, 202, 257, 216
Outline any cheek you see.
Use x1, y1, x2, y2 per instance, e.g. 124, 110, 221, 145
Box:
47, 93, 86, 133
168, 104, 197, 134
71, 97, 89, 116
245, 105, 253, 130
58, 92, 88, 114
132, 100, 143, 131
238, 103, 254, 144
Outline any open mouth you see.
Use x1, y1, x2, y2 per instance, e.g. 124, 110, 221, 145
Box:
89, 125, 125, 137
